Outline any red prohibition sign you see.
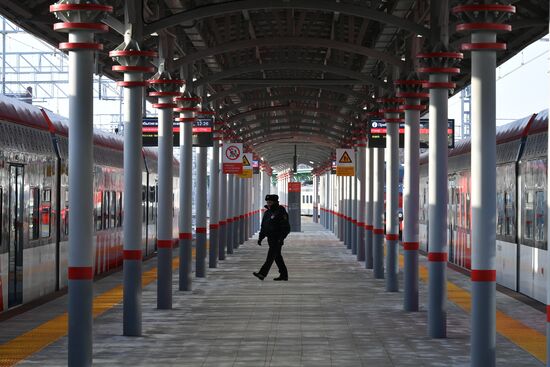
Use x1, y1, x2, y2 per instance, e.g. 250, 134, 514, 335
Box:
226, 145, 241, 160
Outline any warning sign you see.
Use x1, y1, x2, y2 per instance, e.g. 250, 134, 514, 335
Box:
239, 153, 253, 178
336, 148, 355, 176
288, 182, 301, 192
222, 142, 243, 174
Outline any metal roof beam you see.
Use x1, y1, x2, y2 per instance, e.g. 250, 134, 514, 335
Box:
144, 0, 430, 37
226, 105, 355, 123
209, 79, 375, 86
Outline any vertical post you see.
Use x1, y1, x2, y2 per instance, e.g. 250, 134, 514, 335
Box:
227, 173, 235, 254
365, 145, 374, 269
452, 3, 515, 365
379, 98, 403, 292
175, 95, 199, 291
357, 142, 366, 262
209, 126, 220, 268
109, 38, 157, 336
351, 159, 358, 255
50, 4, 113, 364
373, 148, 385, 279
149, 72, 182, 309
218, 144, 227, 260
417, 49, 462, 337
196, 146, 208, 277
396, 78, 427, 312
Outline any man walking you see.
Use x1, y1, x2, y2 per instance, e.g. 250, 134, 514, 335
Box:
253, 194, 291, 281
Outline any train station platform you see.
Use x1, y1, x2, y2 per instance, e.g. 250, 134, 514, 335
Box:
0, 218, 546, 367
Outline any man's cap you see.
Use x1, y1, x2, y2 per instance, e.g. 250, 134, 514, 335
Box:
265, 194, 279, 201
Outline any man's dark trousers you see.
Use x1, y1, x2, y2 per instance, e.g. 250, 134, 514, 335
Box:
259, 236, 288, 278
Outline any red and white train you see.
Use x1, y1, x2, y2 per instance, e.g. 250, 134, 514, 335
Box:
419, 110, 549, 303
0, 95, 179, 313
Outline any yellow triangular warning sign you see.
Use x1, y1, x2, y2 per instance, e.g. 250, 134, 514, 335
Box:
339, 151, 352, 164
242, 155, 251, 166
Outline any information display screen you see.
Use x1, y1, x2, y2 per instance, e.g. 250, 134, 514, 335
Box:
192, 117, 213, 147
367, 119, 454, 149
142, 117, 180, 147
253, 160, 260, 174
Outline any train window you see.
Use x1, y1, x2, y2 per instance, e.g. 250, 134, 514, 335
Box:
117, 192, 123, 227
504, 192, 515, 237
94, 191, 103, 231
535, 191, 545, 242
142, 186, 147, 223
41, 189, 52, 238
29, 187, 40, 240
496, 193, 504, 236
524, 191, 534, 240
63, 188, 69, 236
110, 191, 116, 228
103, 191, 110, 229
310, 195, 312, 203
465, 193, 471, 229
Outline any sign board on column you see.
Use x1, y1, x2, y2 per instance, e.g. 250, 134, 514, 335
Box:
222, 142, 243, 174
288, 182, 301, 192
192, 116, 214, 147
239, 153, 253, 178
336, 148, 355, 176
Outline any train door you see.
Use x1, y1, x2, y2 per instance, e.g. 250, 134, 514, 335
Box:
8, 164, 24, 308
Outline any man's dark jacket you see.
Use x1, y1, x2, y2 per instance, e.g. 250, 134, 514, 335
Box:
258, 203, 291, 243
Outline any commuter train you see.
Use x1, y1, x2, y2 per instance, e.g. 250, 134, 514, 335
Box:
0, 95, 179, 314
419, 110, 549, 303
301, 184, 314, 216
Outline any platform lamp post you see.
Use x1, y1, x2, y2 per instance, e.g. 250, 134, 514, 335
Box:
356, 123, 367, 262
417, 49, 462, 338
149, 71, 184, 309
49, 1, 112, 365
174, 94, 200, 290
218, 125, 227, 261
378, 97, 404, 292
395, 77, 428, 312
109, 37, 157, 336
452, 3, 515, 366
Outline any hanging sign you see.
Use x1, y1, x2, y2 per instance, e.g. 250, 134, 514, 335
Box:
238, 153, 253, 178
192, 116, 214, 147
288, 182, 301, 192
336, 148, 355, 176
222, 142, 243, 174
367, 119, 455, 149
253, 160, 260, 174
142, 117, 180, 147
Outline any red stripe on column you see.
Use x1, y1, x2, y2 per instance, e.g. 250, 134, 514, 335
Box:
210, 224, 219, 229
403, 242, 419, 250
179, 233, 192, 240
365, 225, 373, 230
240, 215, 245, 219
196, 227, 207, 234
471, 270, 496, 282
547, 306, 550, 323
373, 228, 384, 235
386, 234, 399, 241
357, 222, 365, 227
219, 220, 226, 225
68, 267, 93, 280
123, 250, 142, 260
428, 252, 448, 262
157, 240, 173, 249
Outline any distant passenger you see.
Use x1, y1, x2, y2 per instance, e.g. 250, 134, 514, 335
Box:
253, 194, 291, 281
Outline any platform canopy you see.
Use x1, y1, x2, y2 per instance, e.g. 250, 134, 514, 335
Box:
1, 0, 547, 171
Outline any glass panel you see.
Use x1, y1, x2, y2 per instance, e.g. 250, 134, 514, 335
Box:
29, 187, 39, 240
496, 192, 504, 236
524, 190, 534, 240
504, 192, 515, 237
117, 192, 123, 227
103, 191, 110, 229
535, 190, 545, 242
63, 188, 69, 236
95, 191, 103, 231
110, 191, 116, 228
40, 189, 51, 238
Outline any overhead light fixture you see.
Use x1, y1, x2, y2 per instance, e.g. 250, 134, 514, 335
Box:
363, 106, 367, 110
417, 34, 423, 38
192, 77, 197, 82
383, 77, 388, 83
206, 92, 211, 97
150, 32, 159, 36
401, 55, 406, 61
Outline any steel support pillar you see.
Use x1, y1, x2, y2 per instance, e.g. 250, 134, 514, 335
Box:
373, 148, 385, 279
196, 146, 208, 277
149, 73, 182, 309
357, 141, 366, 262
347, 176, 352, 250
227, 173, 235, 254
396, 78, 428, 312
176, 98, 198, 290
109, 39, 156, 336
453, 3, 515, 365
365, 146, 374, 269
418, 49, 462, 337
219, 145, 227, 260
379, 99, 402, 293
50, 3, 113, 364
351, 160, 358, 255
209, 136, 220, 268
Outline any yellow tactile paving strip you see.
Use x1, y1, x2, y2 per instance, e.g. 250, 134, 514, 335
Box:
403, 255, 546, 362
0, 253, 186, 367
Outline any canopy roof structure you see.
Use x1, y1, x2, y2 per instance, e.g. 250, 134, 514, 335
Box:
1, 0, 547, 171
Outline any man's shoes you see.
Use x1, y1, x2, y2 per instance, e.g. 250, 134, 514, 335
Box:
253, 272, 265, 281
273, 276, 288, 281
